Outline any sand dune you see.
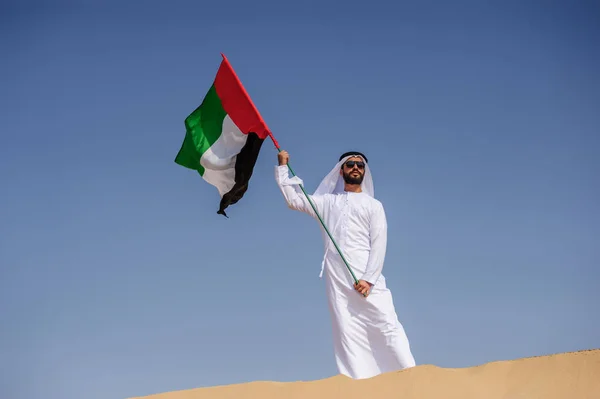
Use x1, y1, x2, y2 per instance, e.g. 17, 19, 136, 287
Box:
130, 349, 600, 399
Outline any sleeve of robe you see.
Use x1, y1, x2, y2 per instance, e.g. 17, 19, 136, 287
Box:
361, 201, 387, 286
274, 165, 323, 219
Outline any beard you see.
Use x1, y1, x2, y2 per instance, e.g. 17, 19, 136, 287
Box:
343, 170, 364, 185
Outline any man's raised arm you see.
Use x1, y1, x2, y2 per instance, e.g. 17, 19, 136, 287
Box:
274, 150, 323, 219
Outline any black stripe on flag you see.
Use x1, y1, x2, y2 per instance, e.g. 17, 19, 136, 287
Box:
217, 132, 265, 217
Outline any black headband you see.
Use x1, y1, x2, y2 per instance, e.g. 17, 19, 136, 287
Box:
339, 151, 368, 163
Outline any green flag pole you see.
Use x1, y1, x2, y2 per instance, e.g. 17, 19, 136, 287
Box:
268, 133, 363, 291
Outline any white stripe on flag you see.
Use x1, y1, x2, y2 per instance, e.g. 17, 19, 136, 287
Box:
200, 115, 248, 197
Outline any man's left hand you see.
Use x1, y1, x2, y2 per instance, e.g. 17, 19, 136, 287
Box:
354, 280, 373, 297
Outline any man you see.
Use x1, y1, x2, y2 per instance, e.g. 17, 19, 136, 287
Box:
275, 149, 416, 379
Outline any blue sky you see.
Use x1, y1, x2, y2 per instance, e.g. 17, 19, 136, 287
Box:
1, 1, 598, 399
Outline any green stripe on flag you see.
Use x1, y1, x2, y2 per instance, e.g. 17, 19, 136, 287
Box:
175, 84, 228, 174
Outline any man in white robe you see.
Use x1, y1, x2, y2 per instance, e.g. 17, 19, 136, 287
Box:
274, 149, 416, 379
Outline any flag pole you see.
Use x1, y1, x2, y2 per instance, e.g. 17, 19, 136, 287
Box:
267, 132, 363, 290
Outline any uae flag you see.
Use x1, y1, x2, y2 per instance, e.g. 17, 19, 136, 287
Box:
174, 54, 271, 217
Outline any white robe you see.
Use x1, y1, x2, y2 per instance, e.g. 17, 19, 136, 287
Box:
275, 165, 416, 379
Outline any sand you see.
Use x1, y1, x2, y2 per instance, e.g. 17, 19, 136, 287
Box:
129, 349, 600, 399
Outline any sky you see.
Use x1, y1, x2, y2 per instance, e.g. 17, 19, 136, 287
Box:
1, 1, 598, 398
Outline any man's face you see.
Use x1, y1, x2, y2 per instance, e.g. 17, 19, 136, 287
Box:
340, 156, 365, 185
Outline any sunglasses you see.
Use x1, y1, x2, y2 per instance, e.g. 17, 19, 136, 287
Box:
344, 160, 365, 169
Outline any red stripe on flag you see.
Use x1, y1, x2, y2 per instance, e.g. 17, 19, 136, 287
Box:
214, 54, 270, 139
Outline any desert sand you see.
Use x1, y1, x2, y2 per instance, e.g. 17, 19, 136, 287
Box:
130, 349, 600, 399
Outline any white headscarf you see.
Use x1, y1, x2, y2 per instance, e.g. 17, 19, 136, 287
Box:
313, 154, 374, 197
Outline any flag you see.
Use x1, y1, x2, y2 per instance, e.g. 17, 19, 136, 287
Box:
175, 54, 271, 217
